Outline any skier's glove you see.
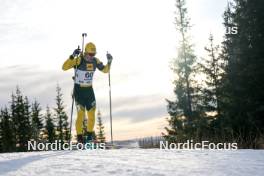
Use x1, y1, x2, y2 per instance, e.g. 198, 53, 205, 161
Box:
70, 48, 81, 60
106, 53, 113, 64
73, 48, 81, 56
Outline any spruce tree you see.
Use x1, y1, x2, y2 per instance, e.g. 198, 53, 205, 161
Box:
54, 85, 69, 143
211, 2, 236, 143
12, 87, 31, 151
198, 34, 227, 142
45, 106, 55, 143
10, 93, 17, 147
96, 110, 106, 143
0, 108, 16, 152
31, 100, 43, 141
165, 0, 200, 142
199, 34, 223, 115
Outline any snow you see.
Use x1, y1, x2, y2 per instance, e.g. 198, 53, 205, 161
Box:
0, 149, 263, 176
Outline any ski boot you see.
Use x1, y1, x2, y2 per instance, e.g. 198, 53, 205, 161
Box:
72, 134, 84, 150
84, 132, 95, 149
77, 134, 84, 144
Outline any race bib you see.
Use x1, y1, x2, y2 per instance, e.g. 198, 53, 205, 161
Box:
75, 69, 94, 86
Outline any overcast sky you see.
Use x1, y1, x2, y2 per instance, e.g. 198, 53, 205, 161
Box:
0, 0, 227, 140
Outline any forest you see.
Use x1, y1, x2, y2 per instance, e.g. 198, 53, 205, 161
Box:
164, 0, 264, 149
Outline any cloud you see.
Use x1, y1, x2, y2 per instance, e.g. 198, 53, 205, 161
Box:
0, 65, 169, 122
96, 94, 168, 122
0, 65, 67, 107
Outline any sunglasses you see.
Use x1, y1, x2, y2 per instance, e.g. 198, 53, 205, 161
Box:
88, 53, 95, 57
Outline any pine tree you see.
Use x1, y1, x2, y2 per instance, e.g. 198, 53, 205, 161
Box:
164, 0, 200, 142
45, 106, 55, 143
54, 85, 70, 143
31, 100, 43, 141
96, 110, 106, 143
0, 108, 16, 152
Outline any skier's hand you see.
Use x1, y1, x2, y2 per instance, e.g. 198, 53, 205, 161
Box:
106, 53, 113, 64
72, 48, 81, 57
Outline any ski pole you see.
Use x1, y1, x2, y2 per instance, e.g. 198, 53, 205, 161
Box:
69, 33, 87, 144
69, 46, 80, 144
107, 51, 113, 145
80, 33, 87, 137
81, 33, 87, 54
69, 89, 75, 144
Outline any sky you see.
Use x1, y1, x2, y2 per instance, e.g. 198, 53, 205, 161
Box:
0, 0, 227, 140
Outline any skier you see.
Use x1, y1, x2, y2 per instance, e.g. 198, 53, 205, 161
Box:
62, 42, 113, 143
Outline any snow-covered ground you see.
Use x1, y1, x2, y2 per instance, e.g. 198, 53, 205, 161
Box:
0, 149, 263, 176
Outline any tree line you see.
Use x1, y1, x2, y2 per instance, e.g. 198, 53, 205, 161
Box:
138, 136, 164, 148
164, 0, 264, 148
0, 85, 69, 152
0, 85, 107, 153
